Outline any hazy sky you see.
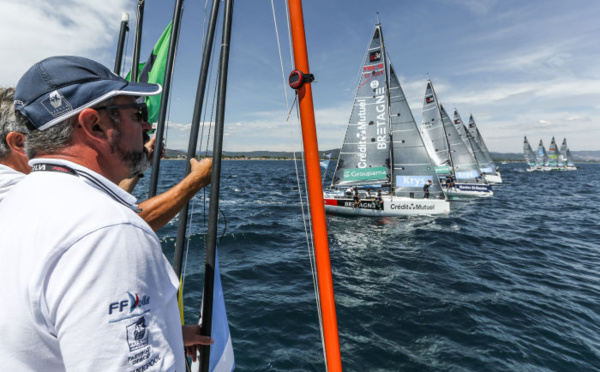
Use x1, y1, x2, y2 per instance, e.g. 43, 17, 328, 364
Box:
1, 0, 598, 153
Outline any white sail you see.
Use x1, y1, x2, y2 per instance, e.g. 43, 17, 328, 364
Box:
523, 136, 537, 169
546, 137, 560, 169
419, 81, 452, 175
536, 139, 548, 167
467, 115, 499, 174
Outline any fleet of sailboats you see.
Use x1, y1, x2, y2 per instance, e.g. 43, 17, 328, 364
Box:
323, 22, 504, 215
323, 23, 450, 216
524, 136, 577, 171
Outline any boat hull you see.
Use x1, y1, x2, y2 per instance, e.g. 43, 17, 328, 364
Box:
444, 183, 493, 199
484, 174, 503, 184
323, 195, 450, 216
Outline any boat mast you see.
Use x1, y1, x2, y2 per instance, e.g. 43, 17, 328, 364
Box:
430, 82, 456, 178
198, 0, 234, 370
172, 0, 221, 292
378, 20, 396, 194
130, 0, 145, 83
287, 0, 343, 370
148, 0, 185, 197
114, 12, 129, 75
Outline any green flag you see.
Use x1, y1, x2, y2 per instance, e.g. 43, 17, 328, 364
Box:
128, 22, 172, 125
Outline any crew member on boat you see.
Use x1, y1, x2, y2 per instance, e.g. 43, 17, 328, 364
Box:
0, 56, 212, 371
0, 87, 212, 232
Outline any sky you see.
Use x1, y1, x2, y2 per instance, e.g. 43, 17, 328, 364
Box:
1, 0, 599, 153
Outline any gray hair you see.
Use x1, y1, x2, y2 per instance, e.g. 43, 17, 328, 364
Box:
0, 87, 29, 159
23, 97, 119, 159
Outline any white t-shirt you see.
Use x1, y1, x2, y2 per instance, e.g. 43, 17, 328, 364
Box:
0, 159, 185, 372
0, 163, 25, 203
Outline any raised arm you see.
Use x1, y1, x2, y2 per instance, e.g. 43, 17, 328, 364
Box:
138, 158, 212, 231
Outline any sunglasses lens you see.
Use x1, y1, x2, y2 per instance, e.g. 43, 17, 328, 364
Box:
137, 105, 149, 122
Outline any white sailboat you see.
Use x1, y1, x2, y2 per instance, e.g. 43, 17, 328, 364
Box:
420, 81, 493, 199
324, 23, 450, 216
523, 136, 537, 171
536, 139, 549, 171
465, 114, 502, 183
454, 109, 502, 184
545, 136, 561, 170
559, 138, 578, 171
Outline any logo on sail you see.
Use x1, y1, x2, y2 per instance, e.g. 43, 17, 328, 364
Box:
369, 50, 381, 62
343, 167, 387, 181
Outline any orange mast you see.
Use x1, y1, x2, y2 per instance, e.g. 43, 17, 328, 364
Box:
287, 0, 343, 370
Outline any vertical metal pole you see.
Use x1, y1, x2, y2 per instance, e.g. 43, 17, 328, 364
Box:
148, 0, 185, 197
198, 0, 234, 371
287, 0, 343, 370
114, 12, 130, 75
131, 0, 145, 82
172, 0, 222, 287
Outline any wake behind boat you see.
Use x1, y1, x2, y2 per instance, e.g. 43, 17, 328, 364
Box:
324, 23, 449, 217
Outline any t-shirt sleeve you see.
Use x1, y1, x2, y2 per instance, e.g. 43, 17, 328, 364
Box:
42, 223, 184, 372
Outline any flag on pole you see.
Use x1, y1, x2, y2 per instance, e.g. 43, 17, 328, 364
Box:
127, 22, 172, 125
320, 152, 332, 169
192, 251, 235, 372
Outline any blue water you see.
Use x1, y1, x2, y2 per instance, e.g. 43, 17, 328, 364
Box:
136, 160, 600, 371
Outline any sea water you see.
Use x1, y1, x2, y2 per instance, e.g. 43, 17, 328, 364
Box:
135, 160, 600, 371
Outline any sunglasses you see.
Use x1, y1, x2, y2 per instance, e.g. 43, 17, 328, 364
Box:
94, 102, 149, 123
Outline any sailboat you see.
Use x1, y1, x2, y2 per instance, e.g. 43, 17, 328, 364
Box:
420, 81, 493, 199
454, 109, 502, 184
559, 138, 577, 171
535, 139, 548, 170
545, 136, 561, 170
523, 136, 537, 171
323, 23, 450, 216
465, 114, 502, 183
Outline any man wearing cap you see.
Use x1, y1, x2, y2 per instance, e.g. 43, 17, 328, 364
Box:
0, 86, 212, 232
0, 56, 211, 371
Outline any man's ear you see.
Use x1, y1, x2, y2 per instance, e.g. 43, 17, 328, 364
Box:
78, 108, 111, 142
5, 132, 26, 155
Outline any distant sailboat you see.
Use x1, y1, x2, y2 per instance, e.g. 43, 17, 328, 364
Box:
559, 138, 577, 171
536, 139, 548, 170
546, 137, 560, 170
466, 114, 502, 183
454, 109, 502, 184
523, 136, 537, 171
324, 23, 450, 216
420, 81, 493, 199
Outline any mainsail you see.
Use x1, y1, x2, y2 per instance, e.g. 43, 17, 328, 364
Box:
536, 139, 548, 167
388, 64, 444, 198
455, 109, 497, 176
452, 109, 474, 155
558, 138, 568, 167
547, 137, 560, 168
467, 115, 498, 173
439, 105, 481, 182
523, 136, 536, 167
420, 81, 452, 175
331, 25, 391, 187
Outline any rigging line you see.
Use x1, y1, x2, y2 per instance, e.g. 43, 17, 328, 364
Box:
276, 0, 325, 359
199, 4, 219, 159
271, 0, 292, 109
294, 101, 326, 358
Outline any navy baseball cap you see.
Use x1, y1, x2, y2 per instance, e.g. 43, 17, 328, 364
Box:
14, 56, 162, 131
